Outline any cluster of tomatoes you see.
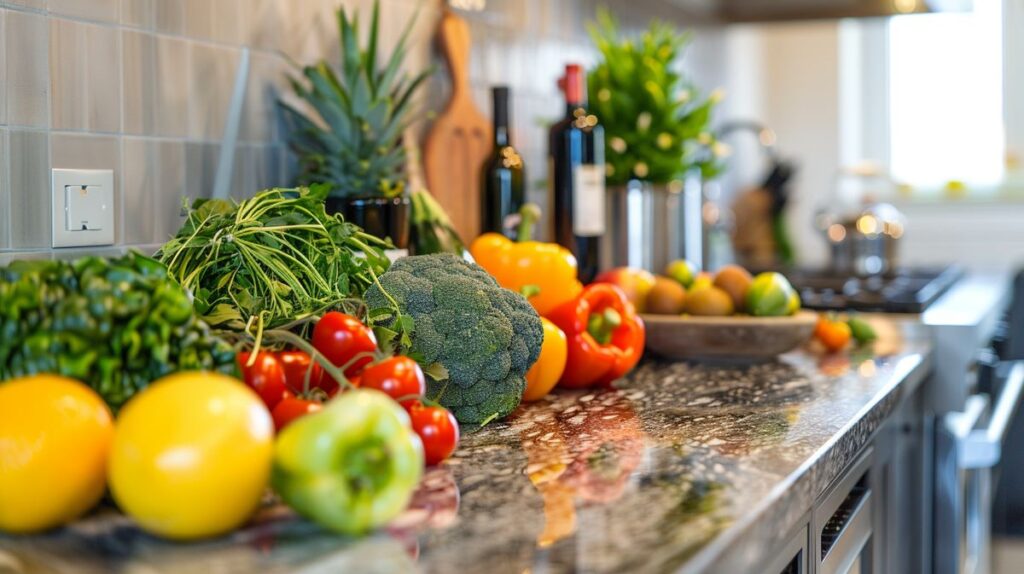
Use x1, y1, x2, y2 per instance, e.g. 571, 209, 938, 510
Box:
237, 312, 460, 466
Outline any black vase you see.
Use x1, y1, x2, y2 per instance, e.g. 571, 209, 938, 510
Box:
325, 196, 410, 249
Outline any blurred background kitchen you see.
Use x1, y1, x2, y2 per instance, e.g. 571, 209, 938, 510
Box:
1, 1, 1023, 571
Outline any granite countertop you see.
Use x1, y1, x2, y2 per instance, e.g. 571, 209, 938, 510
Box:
0, 318, 932, 574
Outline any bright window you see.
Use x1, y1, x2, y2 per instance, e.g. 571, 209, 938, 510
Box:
888, 1, 1004, 188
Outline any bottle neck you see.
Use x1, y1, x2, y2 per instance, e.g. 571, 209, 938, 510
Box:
494, 125, 510, 147
492, 86, 511, 148
565, 101, 587, 117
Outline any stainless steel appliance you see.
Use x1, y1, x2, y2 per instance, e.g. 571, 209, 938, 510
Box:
781, 268, 1015, 573
935, 361, 1023, 574
785, 266, 963, 313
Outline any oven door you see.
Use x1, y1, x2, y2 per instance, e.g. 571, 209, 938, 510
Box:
935, 362, 1024, 574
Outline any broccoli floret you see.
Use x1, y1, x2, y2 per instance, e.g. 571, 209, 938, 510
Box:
364, 254, 543, 424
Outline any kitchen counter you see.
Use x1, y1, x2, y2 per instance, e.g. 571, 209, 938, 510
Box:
0, 319, 933, 574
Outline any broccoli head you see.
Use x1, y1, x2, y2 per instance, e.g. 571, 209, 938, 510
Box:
364, 253, 543, 424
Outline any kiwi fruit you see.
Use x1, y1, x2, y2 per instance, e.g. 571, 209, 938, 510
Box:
713, 265, 753, 313
685, 286, 735, 316
646, 276, 687, 314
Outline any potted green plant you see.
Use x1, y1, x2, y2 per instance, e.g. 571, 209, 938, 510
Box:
282, 1, 429, 248
587, 9, 727, 271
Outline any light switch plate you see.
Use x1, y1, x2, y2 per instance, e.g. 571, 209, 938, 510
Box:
52, 169, 115, 248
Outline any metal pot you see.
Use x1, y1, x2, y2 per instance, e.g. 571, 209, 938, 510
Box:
602, 170, 704, 273
818, 202, 905, 276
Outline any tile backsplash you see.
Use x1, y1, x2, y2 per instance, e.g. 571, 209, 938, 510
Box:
0, 0, 713, 260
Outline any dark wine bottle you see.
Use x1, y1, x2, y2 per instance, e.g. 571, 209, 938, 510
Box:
480, 86, 525, 238
549, 64, 605, 283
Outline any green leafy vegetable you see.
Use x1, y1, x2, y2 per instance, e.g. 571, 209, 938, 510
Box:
588, 8, 725, 184
157, 186, 391, 331
364, 254, 543, 424
0, 252, 236, 410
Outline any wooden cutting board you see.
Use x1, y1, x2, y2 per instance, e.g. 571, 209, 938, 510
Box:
424, 6, 492, 242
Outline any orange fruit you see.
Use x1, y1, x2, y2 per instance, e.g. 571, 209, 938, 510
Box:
0, 375, 114, 534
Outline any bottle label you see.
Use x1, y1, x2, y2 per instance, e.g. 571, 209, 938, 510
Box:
573, 164, 606, 236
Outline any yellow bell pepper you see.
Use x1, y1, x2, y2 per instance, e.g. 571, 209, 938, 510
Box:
523, 318, 568, 402
470, 205, 582, 316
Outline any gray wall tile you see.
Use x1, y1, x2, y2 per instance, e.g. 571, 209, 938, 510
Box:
0, 8, 4, 125
154, 36, 189, 137
241, 51, 285, 143
50, 19, 121, 132
182, 0, 212, 40
0, 9, 5, 126
51, 133, 121, 245
120, 0, 155, 29
0, 129, 9, 250
49, 0, 119, 23
183, 0, 241, 43
6, 10, 49, 127
9, 130, 50, 249
155, 0, 184, 34
188, 43, 239, 140
243, 0, 284, 52
121, 137, 156, 244
184, 141, 219, 201
4, 0, 45, 10
122, 30, 156, 135
154, 140, 186, 242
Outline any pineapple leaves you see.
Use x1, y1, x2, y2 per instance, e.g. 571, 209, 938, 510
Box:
285, 0, 426, 198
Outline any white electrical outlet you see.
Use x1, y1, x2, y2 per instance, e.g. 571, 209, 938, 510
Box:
51, 169, 115, 248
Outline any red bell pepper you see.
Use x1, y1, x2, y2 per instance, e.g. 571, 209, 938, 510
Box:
547, 283, 645, 389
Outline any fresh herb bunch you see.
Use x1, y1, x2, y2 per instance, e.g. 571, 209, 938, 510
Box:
0, 252, 236, 410
283, 0, 430, 199
587, 8, 726, 185
157, 186, 391, 331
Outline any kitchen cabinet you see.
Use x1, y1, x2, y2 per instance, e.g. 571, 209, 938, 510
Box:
873, 383, 927, 573
763, 382, 927, 574
764, 516, 810, 574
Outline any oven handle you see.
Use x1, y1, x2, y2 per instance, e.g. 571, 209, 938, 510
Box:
959, 362, 1024, 469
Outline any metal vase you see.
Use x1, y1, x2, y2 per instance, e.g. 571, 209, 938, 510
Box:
602, 170, 704, 273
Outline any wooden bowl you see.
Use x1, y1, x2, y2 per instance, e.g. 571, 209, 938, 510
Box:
641, 310, 818, 364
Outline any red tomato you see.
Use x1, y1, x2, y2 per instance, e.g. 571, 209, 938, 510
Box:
312, 312, 378, 377
271, 397, 322, 431
408, 405, 460, 466
360, 357, 425, 408
237, 351, 291, 409
277, 351, 326, 394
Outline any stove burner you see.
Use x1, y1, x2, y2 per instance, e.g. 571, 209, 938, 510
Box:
783, 266, 962, 313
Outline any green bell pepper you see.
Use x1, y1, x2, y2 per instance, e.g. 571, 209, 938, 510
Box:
271, 389, 424, 535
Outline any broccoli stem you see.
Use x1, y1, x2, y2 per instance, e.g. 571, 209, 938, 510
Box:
587, 308, 622, 345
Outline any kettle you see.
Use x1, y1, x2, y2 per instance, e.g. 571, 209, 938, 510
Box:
816, 165, 906, 276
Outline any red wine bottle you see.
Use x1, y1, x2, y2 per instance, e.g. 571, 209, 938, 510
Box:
549, 64, 605, 283
480, 86, 525, 238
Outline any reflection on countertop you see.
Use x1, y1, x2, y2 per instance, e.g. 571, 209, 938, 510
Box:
0, 320, 932, 574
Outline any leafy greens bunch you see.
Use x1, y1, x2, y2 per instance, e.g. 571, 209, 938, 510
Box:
0, 252, 236, 410
157, 185, 391, 331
